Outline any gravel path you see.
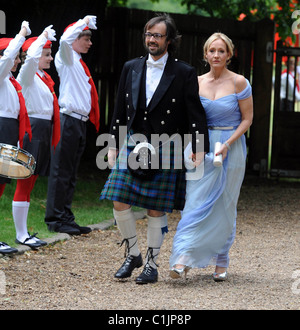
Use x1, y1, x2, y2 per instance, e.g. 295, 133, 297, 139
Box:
0, 177, 299, 310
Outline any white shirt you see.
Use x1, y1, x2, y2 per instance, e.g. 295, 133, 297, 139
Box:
17, 34, 54, 120
280, 71, 300, 101
55, 19, 91, 116
0, 34, 25, 119
146, 52, 168, 106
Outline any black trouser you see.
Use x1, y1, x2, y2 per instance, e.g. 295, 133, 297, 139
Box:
45, 114, 86, 228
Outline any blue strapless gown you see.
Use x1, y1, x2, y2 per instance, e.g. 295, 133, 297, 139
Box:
169, 80, 252, 269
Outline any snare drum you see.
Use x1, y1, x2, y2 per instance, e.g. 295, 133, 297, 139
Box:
0, 143, 36, 179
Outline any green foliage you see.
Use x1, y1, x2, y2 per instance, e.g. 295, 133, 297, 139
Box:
108, 0, 299, 45
108, 0, 188, 13
108, 0, 128, 6
182, 0, 298, 44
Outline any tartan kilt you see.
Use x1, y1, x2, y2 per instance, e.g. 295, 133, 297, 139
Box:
100, 137, 186, 213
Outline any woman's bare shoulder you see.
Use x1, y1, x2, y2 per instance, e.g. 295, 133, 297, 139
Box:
198, 73, 209, 84
234, 73, 248, 93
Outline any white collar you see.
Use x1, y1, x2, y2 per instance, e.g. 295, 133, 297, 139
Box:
147, 52, 169, 65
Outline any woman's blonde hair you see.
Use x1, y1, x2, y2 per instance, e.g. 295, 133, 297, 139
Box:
203, 32, 234, 65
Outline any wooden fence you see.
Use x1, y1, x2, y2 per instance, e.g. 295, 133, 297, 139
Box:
1, 4, 275, 173
95, 7, 274, 173
271, 41, 300, 177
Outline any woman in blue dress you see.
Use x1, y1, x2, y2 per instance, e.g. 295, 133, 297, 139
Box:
169, 33, 253, 281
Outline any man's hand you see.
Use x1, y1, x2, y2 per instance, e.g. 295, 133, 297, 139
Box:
191, 151, 205, 167
108, 148, 118, 168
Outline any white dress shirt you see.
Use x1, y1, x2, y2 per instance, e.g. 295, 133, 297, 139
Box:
146, 52, 168, 106
54, 19, 91, 117
280, 71, 300, 101
17, 35, 53, 120
0, 34, 25, 119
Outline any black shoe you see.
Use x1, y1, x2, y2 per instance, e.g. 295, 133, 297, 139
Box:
48, 223, 81, 235
70, 222, 92, 234
0, 242, 18, 255
15, 236, 41, 249
33, 237, 47, 246
28, 232, 47, 246
114, 253, 143, 279
135, 264, 158, 284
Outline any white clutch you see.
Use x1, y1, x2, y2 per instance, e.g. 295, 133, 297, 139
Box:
213, 142, 223, 167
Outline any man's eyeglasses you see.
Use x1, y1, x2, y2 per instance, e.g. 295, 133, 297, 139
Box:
144, 32, 167, 41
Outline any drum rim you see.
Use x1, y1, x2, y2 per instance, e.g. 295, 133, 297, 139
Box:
0, 143, 36, 179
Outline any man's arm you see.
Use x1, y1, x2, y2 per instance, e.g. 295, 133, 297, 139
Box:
184, 66, 209, 156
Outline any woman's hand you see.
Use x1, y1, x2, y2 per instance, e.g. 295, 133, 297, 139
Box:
215, 143, 230, 161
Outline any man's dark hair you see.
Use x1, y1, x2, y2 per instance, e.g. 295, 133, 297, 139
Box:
143, 13, 181, 56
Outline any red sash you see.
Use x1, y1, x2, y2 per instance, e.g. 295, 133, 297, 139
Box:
37, 72, 61, 149
80, 58, 100, 132
9, 76, 32, 148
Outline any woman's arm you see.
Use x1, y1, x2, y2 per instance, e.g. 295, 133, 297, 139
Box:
217, 75, 253, 159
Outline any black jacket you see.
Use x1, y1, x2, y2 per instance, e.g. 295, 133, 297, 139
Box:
109, 54, 209, 153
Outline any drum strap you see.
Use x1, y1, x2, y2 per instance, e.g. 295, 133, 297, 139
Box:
9, 76, 32, 148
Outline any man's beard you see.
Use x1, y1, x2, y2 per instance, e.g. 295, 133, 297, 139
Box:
145, 41, 168, 57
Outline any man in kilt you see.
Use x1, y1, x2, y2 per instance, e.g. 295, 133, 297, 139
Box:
100, 13, 209, 284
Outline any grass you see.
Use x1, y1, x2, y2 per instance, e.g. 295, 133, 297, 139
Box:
0, 160, 115, 248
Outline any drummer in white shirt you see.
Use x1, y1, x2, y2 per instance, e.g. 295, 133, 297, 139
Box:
12, 25, 59, 249
45, 15, 100, 235
0, 21, 31, 255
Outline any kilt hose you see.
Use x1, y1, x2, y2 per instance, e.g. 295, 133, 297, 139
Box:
100, 137, 186, 213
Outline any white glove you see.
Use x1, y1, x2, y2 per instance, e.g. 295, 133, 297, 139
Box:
44, 25, 56, 41
85, 15, 97, 30
21, 21, 31, 36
